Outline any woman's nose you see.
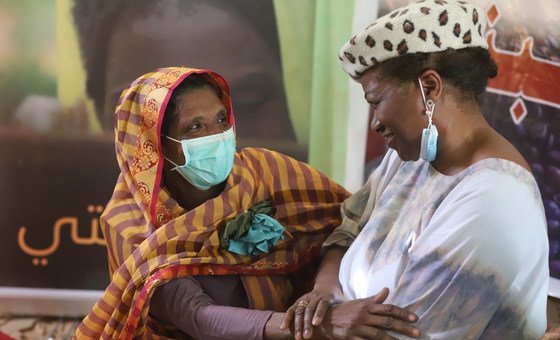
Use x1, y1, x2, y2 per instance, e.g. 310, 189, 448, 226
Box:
370, 116, 384, 133
207, 124, 224, 136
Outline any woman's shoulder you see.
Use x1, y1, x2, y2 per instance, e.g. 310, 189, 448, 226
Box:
235, 147, 349, 198
462, 156, 538, 195
238, 146, 282, 157
429, 165, 547, 262
473, 130, 531, 172
234, 147, 297, 178
441, 162, 545, 238
237, 147, 304, 167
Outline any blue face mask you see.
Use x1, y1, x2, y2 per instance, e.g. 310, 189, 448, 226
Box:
420, 123, 438, 162
418, 78, 438, 162
164, 128, 236, 190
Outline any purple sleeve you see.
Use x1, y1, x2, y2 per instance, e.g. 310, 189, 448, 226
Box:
149, 277, 273, 340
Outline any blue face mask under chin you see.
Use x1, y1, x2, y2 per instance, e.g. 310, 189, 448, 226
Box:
164, 127, 236, 190
420, 124, 438, 162
418, 77, 438, 162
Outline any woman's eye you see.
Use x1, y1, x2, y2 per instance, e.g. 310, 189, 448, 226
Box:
187, 123, 202, 132
217, 116, 227, 123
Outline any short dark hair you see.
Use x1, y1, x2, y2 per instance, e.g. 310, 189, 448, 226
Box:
161, 73, 223, 137
374, 47, 498, 101
72, 0, 282, 126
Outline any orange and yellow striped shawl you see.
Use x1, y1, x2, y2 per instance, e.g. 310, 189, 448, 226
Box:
75, 67, 349, 339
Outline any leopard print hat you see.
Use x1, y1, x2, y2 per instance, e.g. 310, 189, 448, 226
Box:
339, 0, 488, 79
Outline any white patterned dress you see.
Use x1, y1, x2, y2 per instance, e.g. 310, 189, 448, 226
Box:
325, 150, 549, 339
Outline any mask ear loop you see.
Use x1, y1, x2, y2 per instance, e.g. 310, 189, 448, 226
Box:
417, 77, 435, 128
164, 135, 181, 143
164, 156, 180, 168
161, 135, 183, 168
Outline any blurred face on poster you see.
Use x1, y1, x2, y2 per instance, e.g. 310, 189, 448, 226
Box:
74, 0, 299, 151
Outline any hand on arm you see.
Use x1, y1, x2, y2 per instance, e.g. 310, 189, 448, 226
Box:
281, 247, 346, 339
316, 288, 420, 340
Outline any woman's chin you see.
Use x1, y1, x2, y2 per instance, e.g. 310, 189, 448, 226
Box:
394, 148, 419, 162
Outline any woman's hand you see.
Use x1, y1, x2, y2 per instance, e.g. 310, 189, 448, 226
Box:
316, 288, 420, 340
281, 247, 347, 339
280, 285, 343, 339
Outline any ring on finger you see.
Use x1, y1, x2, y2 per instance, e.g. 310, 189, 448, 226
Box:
297, 300, 309, 308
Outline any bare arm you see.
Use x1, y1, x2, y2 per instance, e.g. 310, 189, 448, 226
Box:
313, 247, 346, 299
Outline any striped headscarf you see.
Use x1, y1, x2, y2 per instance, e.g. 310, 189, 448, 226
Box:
75, 67, 349, 339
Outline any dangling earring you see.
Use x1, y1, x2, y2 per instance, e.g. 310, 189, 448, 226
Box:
418, 78, 438, 162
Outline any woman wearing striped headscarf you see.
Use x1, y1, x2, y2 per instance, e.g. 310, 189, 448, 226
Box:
74, 67, 349, 339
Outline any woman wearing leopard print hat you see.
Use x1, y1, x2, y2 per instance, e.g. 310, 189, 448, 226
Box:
282, 0, 548, 339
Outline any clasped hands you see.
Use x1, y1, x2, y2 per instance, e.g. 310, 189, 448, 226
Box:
280, 286, 420, 340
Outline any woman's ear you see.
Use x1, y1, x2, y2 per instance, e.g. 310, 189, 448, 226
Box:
418, 70, 443, 102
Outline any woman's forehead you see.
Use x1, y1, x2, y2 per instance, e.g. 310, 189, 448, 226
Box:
177, 88, 225, 118
358, 68, 386, 92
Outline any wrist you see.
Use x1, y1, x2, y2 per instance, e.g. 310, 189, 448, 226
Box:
312, 283, 344, 300
315, 306, 339, 340
264, 312, 293, 340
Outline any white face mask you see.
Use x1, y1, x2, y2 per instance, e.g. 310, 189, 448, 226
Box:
418, 77, 438, 162
164, 128, 236, 190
